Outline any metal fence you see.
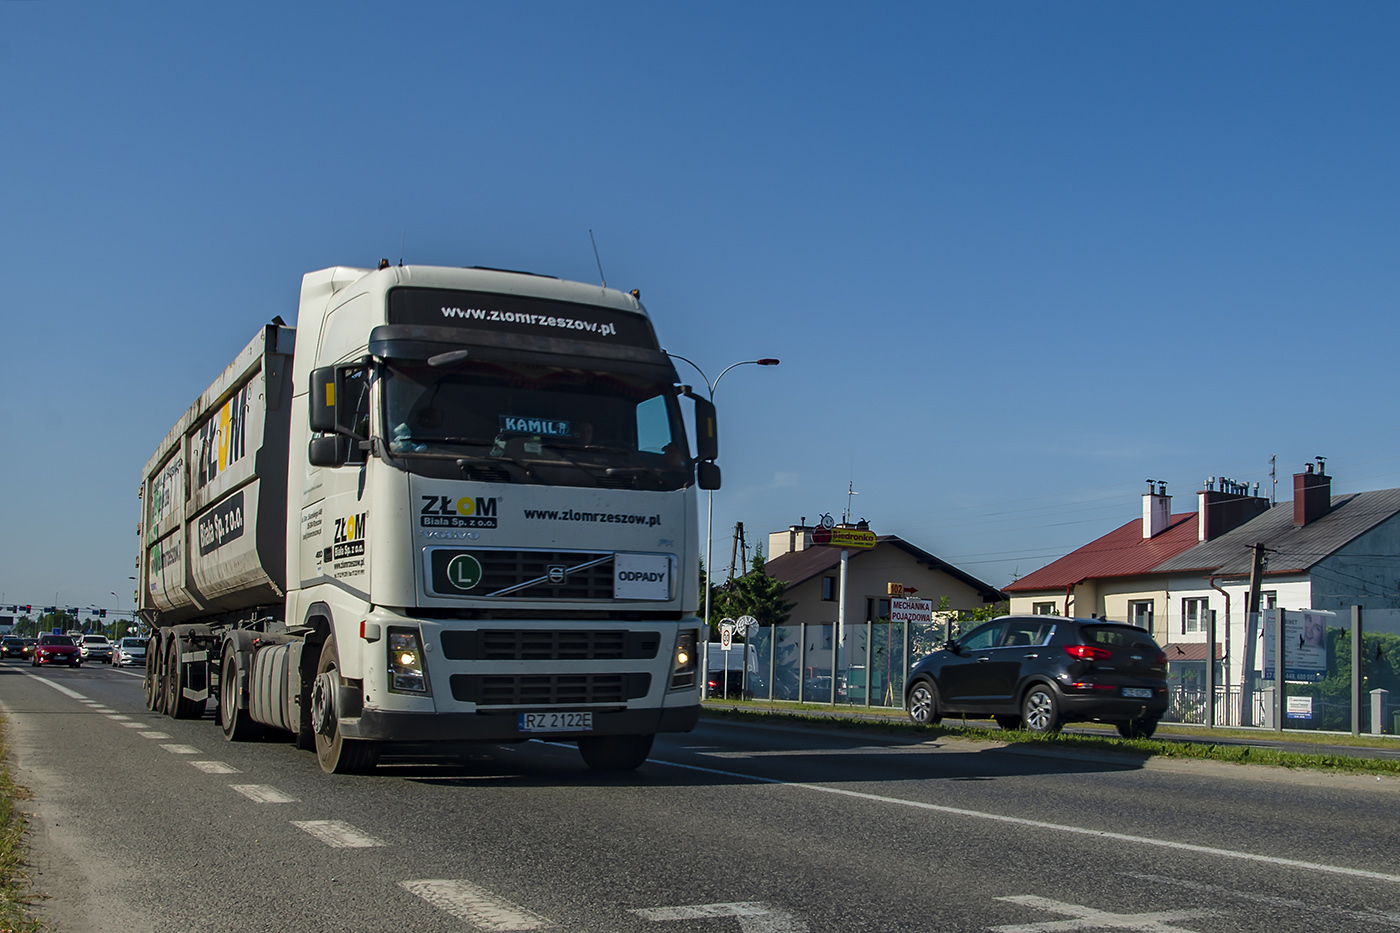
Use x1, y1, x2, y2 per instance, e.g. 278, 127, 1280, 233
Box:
712, 608, 1400, 736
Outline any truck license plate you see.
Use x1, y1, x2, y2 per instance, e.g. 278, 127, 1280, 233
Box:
1121, 687, 1152, 699
519, 712, 593, 733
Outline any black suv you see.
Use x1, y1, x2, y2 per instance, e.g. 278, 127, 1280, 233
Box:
905, 615, 1168, 738
0, 637, 24, 659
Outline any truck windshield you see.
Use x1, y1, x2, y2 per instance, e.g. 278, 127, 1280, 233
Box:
381, 359, 693, 490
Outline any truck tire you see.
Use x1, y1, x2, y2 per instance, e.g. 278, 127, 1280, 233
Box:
145, 634, 166, 714
578, 734, 654, 771
312, 636, 378, 774
219, 643, 264, 742
165, 636, 207, 720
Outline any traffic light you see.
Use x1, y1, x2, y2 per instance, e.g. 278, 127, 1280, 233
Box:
21, 606, 30, 613
99, 610, 107, 618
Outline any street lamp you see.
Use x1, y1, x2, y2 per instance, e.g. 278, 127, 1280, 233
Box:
663, 352, 779, 697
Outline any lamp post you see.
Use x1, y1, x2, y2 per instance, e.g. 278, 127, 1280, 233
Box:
663, 352, 779, 698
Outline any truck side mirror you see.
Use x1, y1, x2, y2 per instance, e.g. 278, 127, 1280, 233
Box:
697, 461, 721, 491
308, 434, 351, 467
690, 394, 718, 463
309, 366, 338, 434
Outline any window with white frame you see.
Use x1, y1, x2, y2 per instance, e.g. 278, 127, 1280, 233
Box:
1128, 599, 1155, 633
1182, 597, 1208, 634
1032, 602, 1057, 615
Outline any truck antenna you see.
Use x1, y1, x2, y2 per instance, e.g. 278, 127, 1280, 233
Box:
399, 228, 407, 267
589, 229, 607, 287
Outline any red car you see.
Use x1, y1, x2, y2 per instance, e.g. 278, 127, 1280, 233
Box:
31, 635, 81, 668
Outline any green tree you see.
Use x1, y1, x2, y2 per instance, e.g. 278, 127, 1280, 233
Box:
713, 547, 794, 632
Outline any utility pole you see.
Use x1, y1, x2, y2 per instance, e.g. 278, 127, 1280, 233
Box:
1240, 542, 1267, 726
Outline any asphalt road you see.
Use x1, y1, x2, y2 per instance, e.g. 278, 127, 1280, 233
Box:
4, 661, 1399, 933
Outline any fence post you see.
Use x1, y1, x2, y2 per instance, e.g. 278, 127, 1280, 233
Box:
1352, 605, 1362, 736
1372, 689, 1390, 736
1206, 608, 1217, 728
1274, 608, 1286, 733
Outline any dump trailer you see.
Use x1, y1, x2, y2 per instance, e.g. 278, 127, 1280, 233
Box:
137, 263, 716, 773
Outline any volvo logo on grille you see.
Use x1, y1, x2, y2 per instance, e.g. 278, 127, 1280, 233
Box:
547, 565, 568, 584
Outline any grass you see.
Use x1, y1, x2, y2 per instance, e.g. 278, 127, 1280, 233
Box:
0, 720, 43, 933
700, 702, 1400, 778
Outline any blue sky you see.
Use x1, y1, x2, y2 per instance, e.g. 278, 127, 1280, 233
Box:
3, 2, 1399, 613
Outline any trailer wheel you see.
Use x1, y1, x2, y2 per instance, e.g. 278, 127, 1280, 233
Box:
219, 643, 264, 741
578, 734, 654, 771
165, 636, 207, 720
312, 636, 378, 774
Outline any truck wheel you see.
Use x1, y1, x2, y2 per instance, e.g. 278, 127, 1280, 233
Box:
578, 734, 654, 771
312, 636, 378, 774
165, 637, 207, 720
219, 644, 264, 742
145, 634, 166, 713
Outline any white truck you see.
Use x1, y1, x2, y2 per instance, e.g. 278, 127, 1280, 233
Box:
138, 263, 716, 773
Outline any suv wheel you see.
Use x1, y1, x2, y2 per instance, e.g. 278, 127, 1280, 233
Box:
1021, 685, 1062, 733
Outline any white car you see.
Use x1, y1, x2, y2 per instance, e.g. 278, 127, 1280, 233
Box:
80, 635, 112, 663
111, 637, 147, 667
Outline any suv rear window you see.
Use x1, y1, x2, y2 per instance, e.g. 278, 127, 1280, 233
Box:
1081, 625, 1159, 651
38, 635, 74, 646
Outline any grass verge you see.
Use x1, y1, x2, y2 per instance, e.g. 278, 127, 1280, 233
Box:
0, 718, 43, 932
702, 705, 1400, 778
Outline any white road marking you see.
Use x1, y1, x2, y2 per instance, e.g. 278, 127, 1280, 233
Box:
190, 761, 241, 774
25, 675, 85, 700
991, 895, 1217, 932
633, 901, 808, 933
91, 708, 115, 714
105, 714, 131, 721
122, 722, 145, 728
229, 784, 297, 804
1124, 872, 1400, 927
704, 745, 935, 758
159, 744, 200, 754
111, 669, 145, 678
138, 732, 171, 739
400, 879, 552, 931
654, 759, 1400, 885
291, 820, 386, 848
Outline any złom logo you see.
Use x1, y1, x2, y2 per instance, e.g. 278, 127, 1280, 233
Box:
420, 496, 499, 529
330, 512, 366, 560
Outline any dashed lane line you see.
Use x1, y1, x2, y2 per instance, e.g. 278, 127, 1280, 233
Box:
400, 879, 551, 931
291, 820, 386, 848
652, 758, 1400, 885
106, 715, 131, 721
158, 744, 199, 755
138, 732, 171, 739
229, 784, 298, 804
190, 761, 241, 775
121, 722, 145, 728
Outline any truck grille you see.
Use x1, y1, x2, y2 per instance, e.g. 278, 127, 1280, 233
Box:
440, 630, 660, 661
450, 673, 651, 706
429, 549, 615, 599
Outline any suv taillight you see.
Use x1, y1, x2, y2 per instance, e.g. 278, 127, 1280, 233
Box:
1064, 644, 1112, 661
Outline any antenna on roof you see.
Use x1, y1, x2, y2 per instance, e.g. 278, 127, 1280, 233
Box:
589, 229, 607, 288
399, 229, 407, 267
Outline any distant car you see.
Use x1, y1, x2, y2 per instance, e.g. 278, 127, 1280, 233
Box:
31, 634, 81, 668
904, 615, 1168, 738
80, 635, 112, 663
111, 637, 147, 667
1, 637, 24, 659
20, 639, 36, 660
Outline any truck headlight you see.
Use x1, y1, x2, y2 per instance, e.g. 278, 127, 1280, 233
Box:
387, 628, 428, 694
670, 629, 698, 689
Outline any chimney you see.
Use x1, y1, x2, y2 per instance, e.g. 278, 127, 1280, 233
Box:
1143, 481, 1171, 538
1293, 461, 1331, 527
1198, 475, 1272, 541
